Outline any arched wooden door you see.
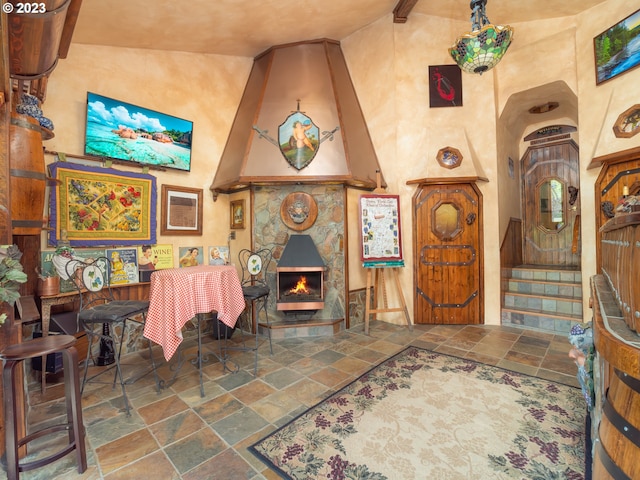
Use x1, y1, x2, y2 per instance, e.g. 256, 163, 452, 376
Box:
413, 182, 483, 324
522, 140, 580, 266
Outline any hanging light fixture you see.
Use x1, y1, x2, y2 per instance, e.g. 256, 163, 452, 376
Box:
449, 0, 513, 75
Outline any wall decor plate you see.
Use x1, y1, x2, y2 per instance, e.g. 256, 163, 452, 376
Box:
248, 254, 262, 275
280, 191, 318, 231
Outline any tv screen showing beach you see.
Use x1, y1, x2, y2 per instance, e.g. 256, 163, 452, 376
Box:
84, 92, 193, 171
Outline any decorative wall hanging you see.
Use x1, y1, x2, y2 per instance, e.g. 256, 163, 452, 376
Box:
160, 185, 203, 236
613, 104, 640, 138
429, 65, 463, 107
436, 146, 463, 169
280, 192, 318, 231
48, 162, 156, 247
252, 100, 340, 170
594, 8, 640, 85
230, 199, 245, 229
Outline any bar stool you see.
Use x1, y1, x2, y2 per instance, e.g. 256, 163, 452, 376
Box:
1, 335, 87, 479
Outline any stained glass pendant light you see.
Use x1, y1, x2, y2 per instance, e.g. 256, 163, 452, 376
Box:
449, 0, 513, 75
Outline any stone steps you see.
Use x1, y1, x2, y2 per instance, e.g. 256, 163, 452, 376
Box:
502, 265, 584, 335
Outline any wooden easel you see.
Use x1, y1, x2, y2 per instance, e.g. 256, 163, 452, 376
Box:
364, 266, 412, 335
362, 171, 412, 335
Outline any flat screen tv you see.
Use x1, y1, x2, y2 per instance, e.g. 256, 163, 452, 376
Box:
84, 92, 193, 171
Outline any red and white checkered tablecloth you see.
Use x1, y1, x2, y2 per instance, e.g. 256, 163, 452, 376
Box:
143, 265, 246, 361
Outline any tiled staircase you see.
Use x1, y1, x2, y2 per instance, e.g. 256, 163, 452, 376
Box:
501, 265, 585, 335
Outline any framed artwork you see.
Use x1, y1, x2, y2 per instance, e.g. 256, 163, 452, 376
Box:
436, 146, 463, 169
613, 104, 640, 138
230, 199, 245, 229
178, 246, 204, 267
359, 194, 404, 267
160, 185, 203, 236
594, 8, 640, 85
48, 161, 156, 247
429, 65, 462, 108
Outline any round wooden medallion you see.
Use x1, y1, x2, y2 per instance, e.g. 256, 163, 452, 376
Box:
280, 192, 318, 231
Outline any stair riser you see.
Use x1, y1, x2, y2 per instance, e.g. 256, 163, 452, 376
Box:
507, 280, 582, 298
501, 311, 577, 335
510, 269, 582, 283
504, 294, 583, 316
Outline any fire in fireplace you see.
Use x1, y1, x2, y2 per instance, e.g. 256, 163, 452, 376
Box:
276, 235, 325, 313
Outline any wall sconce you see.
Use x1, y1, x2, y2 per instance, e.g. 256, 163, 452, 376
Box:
449, 0, 513, 75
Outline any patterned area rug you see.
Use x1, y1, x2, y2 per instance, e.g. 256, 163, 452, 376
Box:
250, 347, 588, 480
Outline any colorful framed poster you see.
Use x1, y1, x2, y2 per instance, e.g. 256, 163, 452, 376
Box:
106, 248, 139, 285
208, 245, 229, 265
178, 246, 203, 268
594, 8, 640, 85
48, 162, 156, 247
359, 194, 404, 267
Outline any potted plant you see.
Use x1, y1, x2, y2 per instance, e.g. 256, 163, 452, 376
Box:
0, 245, 28, 327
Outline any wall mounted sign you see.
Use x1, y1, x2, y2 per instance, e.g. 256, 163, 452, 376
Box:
523, 125, 577, 142
48, 161, 156, 247
359, 194, 403, 266
428, 65, 462, 108
280, 191, 318, 231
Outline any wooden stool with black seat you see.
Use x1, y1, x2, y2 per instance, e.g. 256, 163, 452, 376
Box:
1, 335, 87, 479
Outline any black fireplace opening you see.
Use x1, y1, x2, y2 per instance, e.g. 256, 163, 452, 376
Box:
278, 271, 322, 303
275, 235, 326, 314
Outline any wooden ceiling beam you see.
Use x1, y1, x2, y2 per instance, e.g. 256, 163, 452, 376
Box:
58, 0, 83, 59
393, 0, 419, 23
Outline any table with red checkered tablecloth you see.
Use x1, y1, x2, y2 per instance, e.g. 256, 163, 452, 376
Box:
144, 265, 246, 361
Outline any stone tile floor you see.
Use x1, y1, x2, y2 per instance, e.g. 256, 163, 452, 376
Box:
12, 321, 581, 479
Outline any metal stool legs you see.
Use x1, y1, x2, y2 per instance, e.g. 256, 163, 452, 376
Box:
1, 335, 87, 479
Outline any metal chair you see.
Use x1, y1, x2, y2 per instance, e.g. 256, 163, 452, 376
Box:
65, 256, 159, 416
234, 248, 273, 373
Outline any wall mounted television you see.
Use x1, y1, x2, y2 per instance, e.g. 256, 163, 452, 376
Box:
84, 92, 193, 171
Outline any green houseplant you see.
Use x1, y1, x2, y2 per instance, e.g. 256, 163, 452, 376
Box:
0, 245, 28, 326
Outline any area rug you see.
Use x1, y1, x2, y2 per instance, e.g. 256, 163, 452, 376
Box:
250, 346, 588, 480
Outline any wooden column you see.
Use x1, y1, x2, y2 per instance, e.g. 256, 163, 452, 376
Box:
0, 11, 23, 461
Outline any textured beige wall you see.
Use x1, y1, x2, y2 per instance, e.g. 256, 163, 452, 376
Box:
43, 45, 253, 265
42, 0, 640, 325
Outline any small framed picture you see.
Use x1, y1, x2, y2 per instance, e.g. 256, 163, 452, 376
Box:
160, 185, 203, 236
230, 199, 245, 230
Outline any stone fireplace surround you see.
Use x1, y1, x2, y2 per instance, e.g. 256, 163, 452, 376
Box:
250, 184, 346, 336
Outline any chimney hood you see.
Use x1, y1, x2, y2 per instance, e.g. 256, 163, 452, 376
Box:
210, 39, 385, 197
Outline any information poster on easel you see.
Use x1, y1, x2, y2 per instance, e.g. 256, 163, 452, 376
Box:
359, 194, 404, 267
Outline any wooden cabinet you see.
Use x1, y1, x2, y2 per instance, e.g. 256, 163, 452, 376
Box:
590, 214, 640, 479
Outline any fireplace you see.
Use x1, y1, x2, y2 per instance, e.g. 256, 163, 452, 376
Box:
276, 235, 325, 313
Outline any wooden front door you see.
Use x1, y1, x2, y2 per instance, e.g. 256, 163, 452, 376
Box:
522, 140, 580, 266
413, 182, 483, 324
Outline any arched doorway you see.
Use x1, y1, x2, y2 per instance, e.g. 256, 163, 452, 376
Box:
521, 139, 581, 267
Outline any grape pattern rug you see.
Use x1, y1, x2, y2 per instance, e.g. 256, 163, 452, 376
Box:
250, 346, 588, 480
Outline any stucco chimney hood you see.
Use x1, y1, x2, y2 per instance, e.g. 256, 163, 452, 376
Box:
210, 39, 385, 197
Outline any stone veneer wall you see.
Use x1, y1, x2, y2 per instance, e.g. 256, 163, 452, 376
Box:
253, 185, 346, 322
